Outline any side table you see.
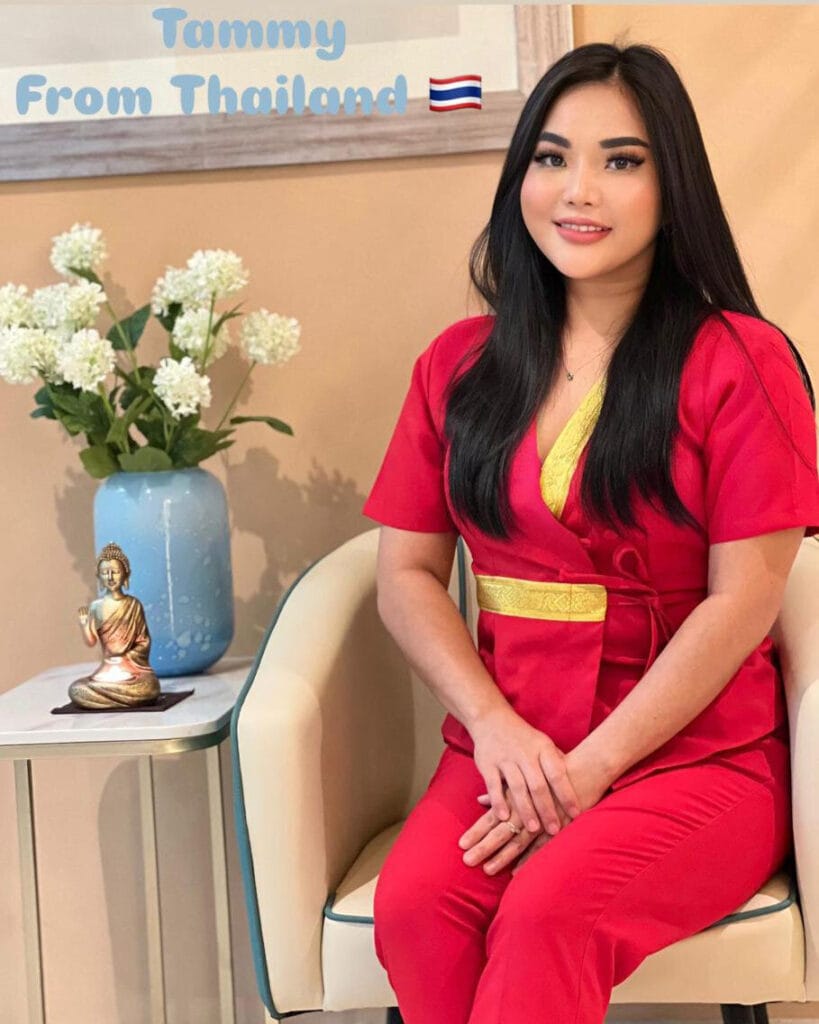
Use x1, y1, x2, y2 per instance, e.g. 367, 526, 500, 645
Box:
0, 655, 254, 1024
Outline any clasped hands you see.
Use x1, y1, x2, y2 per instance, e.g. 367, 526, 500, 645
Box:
457, 705, 612, 877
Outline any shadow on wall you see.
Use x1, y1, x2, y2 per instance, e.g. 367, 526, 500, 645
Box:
226, 446, 370, 657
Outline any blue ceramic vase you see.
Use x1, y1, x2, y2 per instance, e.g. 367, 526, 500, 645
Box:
93, 468, 234, 677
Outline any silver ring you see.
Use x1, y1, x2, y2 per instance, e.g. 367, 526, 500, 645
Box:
507, 821, 522, 835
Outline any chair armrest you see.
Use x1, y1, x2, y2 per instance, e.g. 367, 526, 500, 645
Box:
770, 537, 819, 999
231, 527, 420, 1013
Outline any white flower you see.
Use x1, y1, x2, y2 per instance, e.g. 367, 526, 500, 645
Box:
239, 310, 301, 366
0, 325, 64, 385
154, 356, 212, 420
185, 249, 249, 304
151, 266, 204, 317
57, 328, 116, 392
50, 222, 108, 279
0, 283, 35, 328
172, 307, 231, 367
31, 280, 106, 334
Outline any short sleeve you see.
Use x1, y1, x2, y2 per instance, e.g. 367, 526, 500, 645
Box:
362, 340, 457, 533
702, 318, 819, 543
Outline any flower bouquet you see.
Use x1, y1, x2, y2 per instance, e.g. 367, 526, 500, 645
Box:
0, 222, 301, 477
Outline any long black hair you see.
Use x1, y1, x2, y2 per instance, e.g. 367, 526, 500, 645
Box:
444, 41, 815, 541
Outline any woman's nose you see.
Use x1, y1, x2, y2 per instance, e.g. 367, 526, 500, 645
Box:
562, 163, 599, 205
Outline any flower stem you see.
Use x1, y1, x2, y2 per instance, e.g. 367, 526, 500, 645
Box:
98, 383, 129, 454
105, 300, 142, 384
216, 360, 256, 430
199, 293, 216, 372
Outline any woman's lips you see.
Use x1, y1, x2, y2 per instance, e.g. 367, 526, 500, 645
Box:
555, 223, 612, 244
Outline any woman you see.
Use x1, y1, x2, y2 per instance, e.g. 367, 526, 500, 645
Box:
361, 42, 819, 1024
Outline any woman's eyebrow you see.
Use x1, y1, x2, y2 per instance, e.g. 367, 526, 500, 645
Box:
538, 131, 650, 149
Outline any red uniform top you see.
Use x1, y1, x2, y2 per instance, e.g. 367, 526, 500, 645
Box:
362, 311, 819, 790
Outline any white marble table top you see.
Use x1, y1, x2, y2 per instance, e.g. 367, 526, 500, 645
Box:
0, 656, 254, 755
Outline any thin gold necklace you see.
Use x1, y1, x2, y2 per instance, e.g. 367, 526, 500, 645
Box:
561, 339, 618, 381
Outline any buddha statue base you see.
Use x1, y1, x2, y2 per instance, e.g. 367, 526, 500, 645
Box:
69, 655, 161, 709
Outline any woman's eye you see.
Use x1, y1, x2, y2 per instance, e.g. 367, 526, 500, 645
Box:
532, 150, 644, 170
609, 154, 644, 170
532, 151, 565, 168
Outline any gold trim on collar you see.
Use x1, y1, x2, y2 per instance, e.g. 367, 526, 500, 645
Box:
475, 573, 607, 622
540, 374, 607, 519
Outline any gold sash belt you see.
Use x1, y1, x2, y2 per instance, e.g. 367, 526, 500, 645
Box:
474, 573, 607, 622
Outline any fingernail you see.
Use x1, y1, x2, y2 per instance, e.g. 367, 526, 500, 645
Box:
548, 822, 559, 835
458, 838, 467, 848
528, 819, 539, 832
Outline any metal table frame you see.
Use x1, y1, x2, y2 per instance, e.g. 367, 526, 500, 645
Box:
6, 715, 238, 1024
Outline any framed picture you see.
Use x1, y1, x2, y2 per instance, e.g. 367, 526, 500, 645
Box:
0, 4, 572, 182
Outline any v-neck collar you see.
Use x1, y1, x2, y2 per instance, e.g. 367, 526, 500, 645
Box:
532, 374, 608, 520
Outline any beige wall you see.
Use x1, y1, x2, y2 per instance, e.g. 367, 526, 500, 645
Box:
1, 6, 817, 1023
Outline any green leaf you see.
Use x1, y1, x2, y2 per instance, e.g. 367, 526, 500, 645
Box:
31, 386, 57, 420
80, 392, 111, 445
107, 304, 151, 352
50, 391, 85, 416
105, 417, 129, 449
119, 367, 156, 410
118, 446, 173, 472
69, 267, 103, 288
230, 415, 294, 436
79, 444, 119, 479
170, 427, 234, 467
168, 339, 187, 362
134, 414, 166, 448
156, 301, 183, 334
121, 393, 152, 427
59, 414, 90, 436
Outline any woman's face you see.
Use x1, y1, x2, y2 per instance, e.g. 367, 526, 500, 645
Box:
520, 80, 663, 288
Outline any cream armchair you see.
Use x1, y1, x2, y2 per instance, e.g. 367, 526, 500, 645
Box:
230, 528, 819, 1023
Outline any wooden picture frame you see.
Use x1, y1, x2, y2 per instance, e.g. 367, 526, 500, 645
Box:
0, 5, 572, 182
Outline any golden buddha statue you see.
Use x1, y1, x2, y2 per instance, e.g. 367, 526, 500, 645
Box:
69, 542, 162, 709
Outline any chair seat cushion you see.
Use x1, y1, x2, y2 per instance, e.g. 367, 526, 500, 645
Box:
321, 822, 805, 1012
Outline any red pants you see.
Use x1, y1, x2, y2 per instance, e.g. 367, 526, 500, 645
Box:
373, 734, 792, 1024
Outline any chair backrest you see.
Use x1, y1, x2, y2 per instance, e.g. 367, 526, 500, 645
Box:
402, 535, 477, 811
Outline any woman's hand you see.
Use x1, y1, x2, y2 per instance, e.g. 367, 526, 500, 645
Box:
469, 703, 582, 839
458, 744, 613, 876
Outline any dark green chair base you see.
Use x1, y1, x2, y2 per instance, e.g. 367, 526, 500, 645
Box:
721, 1005, 769, 1024
387, 1002, 769, 1022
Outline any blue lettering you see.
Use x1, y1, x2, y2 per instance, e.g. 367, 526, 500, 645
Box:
107, 87, 152, 115
74, 87, 103, 115
183, 18, 214, 48
240, 87, 273, 115
343, 86, 373, 116
315, 19, 345, 60
46, 85, 72, 115
152, 7, 187, 48
274, 75, 289, 115
16, 74, 46, 116
207, 74, 237, 113
377, 75, 407, 115
169, 74, 204, 115
218, 19, 263, 49
308, 87, 340, 115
